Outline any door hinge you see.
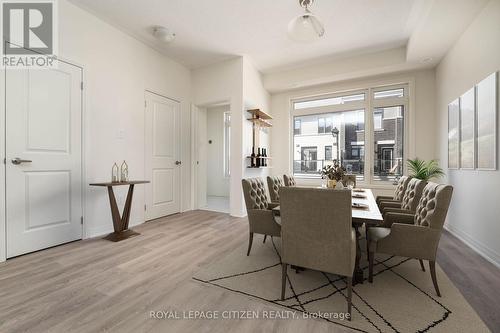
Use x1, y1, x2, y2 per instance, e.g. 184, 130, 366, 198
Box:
80, 81, 84, 90
80, 216, 84, 225
2, 158, 5, 164
144, 204, 147, 211
144, 100, 147, 108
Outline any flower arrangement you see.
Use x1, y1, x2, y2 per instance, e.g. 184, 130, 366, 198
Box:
320, 160, 346, 181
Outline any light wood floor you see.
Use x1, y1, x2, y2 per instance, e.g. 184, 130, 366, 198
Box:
0, 210, 498, 332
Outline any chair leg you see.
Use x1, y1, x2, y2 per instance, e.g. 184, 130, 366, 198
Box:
368, 251, 374, 283
263, 235, 267, 243
281, 263, 288, 300
429, 261, 441, 297
419, 259, 426, 272
346, 277, 352, 321
246, 232, 254, 256
365, 226, 370, 255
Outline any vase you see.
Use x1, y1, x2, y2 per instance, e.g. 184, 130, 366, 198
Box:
336, 181, 344, 190
327, 179, 337, 188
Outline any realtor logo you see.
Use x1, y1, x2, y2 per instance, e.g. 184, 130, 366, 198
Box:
1, 0, 58, 68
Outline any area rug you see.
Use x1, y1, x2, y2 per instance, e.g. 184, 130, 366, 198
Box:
193, 237, 489, 333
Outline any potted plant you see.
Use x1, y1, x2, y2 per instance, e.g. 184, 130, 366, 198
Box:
406, 158, 445, 181
321, 160, 346, 188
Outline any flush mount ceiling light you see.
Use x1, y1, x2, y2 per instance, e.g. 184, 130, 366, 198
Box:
288, 0, 325, 43
153, 26, 176, 43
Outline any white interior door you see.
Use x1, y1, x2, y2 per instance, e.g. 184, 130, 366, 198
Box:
145, 91, 181, 220
6, 61, 83, 258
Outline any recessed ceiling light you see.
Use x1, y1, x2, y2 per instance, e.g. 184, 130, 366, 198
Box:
421, 57, 433, 64
153, 26, 176, 43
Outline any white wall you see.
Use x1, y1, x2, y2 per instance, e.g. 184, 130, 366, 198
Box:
206, 105, 230, 197
435, 0, 500, 267
270, 69, 436, 197
0, 0, 192, 256
243, 57, 272, 183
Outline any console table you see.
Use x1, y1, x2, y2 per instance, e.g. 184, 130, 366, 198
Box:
89, 180, 149, 242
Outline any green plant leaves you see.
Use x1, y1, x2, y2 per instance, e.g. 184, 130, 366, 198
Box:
406, 158, 444, 181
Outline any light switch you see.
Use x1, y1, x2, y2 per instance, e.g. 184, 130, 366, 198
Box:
117, 129, 125, 139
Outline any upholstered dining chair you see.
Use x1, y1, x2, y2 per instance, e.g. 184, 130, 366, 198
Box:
267, 176, 284, 204
279, 187, 355, 320
376, 175, 412, 207
342, 174, 357, 188
368, 182, 453, 297
379, 178, 427, 217
242, 178, 281, 256
283, 174, 296, 187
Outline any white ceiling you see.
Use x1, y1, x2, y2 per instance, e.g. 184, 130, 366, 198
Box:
69, 0, 425, 72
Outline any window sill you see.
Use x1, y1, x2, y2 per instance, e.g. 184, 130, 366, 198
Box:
293, 176, 397, 190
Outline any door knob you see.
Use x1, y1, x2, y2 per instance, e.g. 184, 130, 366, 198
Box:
175, 161, 182, 165
11, 158, 33, 165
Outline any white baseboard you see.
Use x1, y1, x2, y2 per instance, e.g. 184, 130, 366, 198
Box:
444, 223, 500, 268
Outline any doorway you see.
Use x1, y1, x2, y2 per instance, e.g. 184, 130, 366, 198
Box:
194, 104, 230, 213
5, 60, 83, 258
144, 91, 181, 220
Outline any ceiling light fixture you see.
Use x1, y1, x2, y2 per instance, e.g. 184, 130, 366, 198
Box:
288, 0, 325, 43
153, 26, 176, 43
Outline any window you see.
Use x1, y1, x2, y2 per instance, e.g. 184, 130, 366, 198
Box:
374, 111, 383, 130
294, 119, 301, 135
374, 88, 404, 99
223, 112, 231, 178
294, 93, 365, 109
293, 109, 365, 179
318, 118, 326, 134
292, 84, 407, 183
300, 147, 318, 174
325, 146, 332, 161
325, 118, 333, 133
373, 105, 404, 181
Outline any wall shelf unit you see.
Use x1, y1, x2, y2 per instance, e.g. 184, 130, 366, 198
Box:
247, 109, 272, 168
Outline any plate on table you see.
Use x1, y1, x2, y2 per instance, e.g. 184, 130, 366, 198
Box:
352, 188, 365, 193
352, 193, 367, 199
352, 202, 369, 209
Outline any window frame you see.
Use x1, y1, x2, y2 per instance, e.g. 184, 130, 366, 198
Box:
289, 82, 411, 187
223, 111, 231, 178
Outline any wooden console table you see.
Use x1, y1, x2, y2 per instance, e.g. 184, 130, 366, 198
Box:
89, 181, 149, 242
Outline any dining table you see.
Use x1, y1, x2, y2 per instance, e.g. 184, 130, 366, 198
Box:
272, 188, 383, 285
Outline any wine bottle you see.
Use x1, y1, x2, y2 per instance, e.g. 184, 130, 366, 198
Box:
256, 148, 261, 167
262, 148, 267, 167
250, 147, 256, 167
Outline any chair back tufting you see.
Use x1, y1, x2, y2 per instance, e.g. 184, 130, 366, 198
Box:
393, 175, 412, 201
414, 182, 453, 230
267, 176, 284, 202
283, 174, 296, 187
342, 174, 357, 188
242, 178, 270, 210
401, 178, 427, 212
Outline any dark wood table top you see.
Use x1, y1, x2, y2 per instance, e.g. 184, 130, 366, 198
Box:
272, 188, 382, 226
89, 180, 150, 187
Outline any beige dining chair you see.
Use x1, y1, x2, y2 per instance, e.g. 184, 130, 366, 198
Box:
279, 187, 355, 320
283, 174, 296, 186
242, 178, 281, 256
379, 178, 427, 217
368, 182, 453, 297
267, 176, 284, 204
342, 174, 357, 188
376, 175, 412, 207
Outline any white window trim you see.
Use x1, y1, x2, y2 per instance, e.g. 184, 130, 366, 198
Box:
223, 111, 231, 178
288, 78, 415, 189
